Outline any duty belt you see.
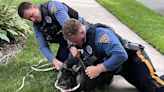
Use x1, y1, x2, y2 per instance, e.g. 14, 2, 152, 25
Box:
122, 39, 144, 51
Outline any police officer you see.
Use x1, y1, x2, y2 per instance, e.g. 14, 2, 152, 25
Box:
62, 19, 164, 92
17, 1, 88, 70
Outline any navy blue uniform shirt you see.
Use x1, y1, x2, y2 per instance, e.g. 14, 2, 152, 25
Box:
94, 27, 128, 71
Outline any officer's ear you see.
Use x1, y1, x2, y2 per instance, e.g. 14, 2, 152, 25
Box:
80, 25, 85, 37
79, 29, 83, 36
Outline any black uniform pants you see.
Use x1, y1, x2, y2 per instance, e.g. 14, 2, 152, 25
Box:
119, 49, 164, 92
56, 44, 70, 62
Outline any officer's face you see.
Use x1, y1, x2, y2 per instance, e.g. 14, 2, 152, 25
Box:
68, 28, 85, 47
23, 5, 42, 23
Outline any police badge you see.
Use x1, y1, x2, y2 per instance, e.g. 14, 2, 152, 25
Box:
44, 16, 52, 24
86, 45, 93, 55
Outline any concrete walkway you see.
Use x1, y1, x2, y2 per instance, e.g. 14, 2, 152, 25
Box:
60, 0, 164, 92
137, 0, 164, 15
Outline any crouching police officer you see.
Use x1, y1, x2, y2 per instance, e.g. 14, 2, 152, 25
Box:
62, 19, 164, 92
17, 1, 89, 70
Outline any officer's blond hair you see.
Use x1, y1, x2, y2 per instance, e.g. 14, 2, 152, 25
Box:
63, 19, 82, 39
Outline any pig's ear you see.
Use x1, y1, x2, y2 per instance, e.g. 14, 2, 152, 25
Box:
73, 65, 81, 72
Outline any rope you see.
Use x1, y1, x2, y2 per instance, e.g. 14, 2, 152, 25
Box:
55, 79, 80, 92
16, 58, 81, 92
31, 59, 54, 72
16, 59, 54, 92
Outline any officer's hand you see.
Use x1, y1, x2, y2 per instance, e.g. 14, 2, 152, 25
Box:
52, 58, 63, 70
70, 46, 80, 58
85, 64, 107, 79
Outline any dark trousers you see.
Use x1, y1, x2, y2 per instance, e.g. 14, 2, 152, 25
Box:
56, 44, 70, 62
119, 49, 164, 92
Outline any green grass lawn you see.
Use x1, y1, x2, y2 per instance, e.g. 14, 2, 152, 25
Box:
97, 0, 164, 54
0, 34, 59, 92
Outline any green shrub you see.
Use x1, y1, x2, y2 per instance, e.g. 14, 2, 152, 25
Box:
0, 2, 32, 42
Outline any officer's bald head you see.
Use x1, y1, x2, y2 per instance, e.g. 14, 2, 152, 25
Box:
18, 2, 33, 18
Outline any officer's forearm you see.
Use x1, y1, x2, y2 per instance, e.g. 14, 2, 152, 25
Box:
96, 64, 108, 73
40, 46, 54, 62
103, 53, 128, 71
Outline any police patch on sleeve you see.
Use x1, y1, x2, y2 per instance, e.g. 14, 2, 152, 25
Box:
98, 33, 110, 43
50, 5, 57, 14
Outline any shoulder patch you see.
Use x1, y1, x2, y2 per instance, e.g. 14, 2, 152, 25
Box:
50, 5, 57, 14
98, 33, 110, 43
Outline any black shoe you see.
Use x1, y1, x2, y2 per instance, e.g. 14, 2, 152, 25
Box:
155, 75, 164, 92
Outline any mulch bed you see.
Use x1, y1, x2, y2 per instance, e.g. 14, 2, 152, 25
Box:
0, 36, 27, 65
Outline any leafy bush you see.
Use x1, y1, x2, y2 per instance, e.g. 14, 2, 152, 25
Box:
0, 2, 32, 42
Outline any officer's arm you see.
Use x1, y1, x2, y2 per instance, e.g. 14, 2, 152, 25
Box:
33, 25, 55, 62
96, 28, 128, 71
48, 1, 70, 26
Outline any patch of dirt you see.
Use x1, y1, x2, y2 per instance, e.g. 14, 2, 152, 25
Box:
0, 36, 27, 65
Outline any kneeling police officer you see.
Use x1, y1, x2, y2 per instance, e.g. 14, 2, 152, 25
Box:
62, 19, 164, 92
18, 1, 88, 70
